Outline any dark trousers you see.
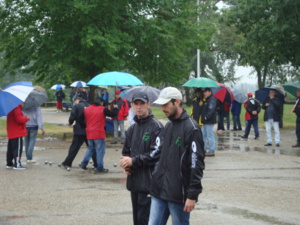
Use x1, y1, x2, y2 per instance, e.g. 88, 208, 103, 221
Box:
7, 137, 23, 167
296, 117, 300, 143
62, 135, 97, 167
244, 119, 259, 138
131, 192, 151, 225
232, 114, 242, 130
224, 112, 230, 130
217, 112, 225, 130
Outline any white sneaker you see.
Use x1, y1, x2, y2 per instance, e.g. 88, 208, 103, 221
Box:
27, 160, 37, 163
6, 165, 13, 169
13, 165, 26, 170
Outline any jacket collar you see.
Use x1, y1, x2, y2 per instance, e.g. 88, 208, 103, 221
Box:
134, 112, 154, 124
168, 109, 189, 122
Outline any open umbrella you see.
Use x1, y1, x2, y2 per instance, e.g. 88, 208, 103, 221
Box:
230, 88, 247, 103
282, 82, 300, 98
23, 86, 48, 110
121, 86, 161, 105
51, 84, 66, 90
255, 85, 285, 103
0, 81, 34, 117
211, 84, 234, 103
182, 77, 219, 88
70, 81, 87, 88
87, 71, 143, 86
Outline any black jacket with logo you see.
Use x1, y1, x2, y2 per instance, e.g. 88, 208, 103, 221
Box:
150, 109, 205, 204
122, 113, 163, 194
201, 95, 217, 124
68, 100, 89, 136
262, 96, 281, 122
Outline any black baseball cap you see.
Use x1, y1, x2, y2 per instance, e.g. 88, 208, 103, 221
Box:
132, 91, 149, 103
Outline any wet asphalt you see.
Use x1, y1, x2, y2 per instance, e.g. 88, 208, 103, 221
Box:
0, 109, 300, 225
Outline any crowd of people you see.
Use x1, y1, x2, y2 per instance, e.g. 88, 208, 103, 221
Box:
5, 85, 300, 224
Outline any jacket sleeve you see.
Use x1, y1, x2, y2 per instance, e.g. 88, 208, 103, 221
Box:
68, 105, 78, 125
104, 107, 118, 117
122, 125, 134, 157
270, 98, 281, 109
256, 101, 261, 113
122, 100, 129, 117
14, 107, 29, 124
132, 122, 164, 167
186, 129, 205, 201
204, 97, 217, 121
262, 98, 268, 110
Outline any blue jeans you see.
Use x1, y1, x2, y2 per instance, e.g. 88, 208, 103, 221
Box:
25, 129, 38, 160
244, 119, 259, 138
113, 119, 125, 142
232, 114, 242, 130
81, 139, 106, 172
148, 196, 190, 225
202, 124, 215, 153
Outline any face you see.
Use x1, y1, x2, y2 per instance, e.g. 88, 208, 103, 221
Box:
131, 100, 150, 118
204, 90, 211, 98
116, 93, 120, 98
74, 99, 80, 105
161, 100, 178, 118
269, 90, 276, 97
297, 90, 300, 98
195, 91, 201, 98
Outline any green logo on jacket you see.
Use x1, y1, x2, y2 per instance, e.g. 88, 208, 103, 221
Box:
142, 132, 150, 141
175, 137, 182, 147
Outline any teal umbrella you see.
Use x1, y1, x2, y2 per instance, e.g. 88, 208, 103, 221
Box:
182, 77, 219, 88
282, 82, 300, 98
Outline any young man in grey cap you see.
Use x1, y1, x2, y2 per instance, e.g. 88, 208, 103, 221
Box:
120, 91, 163, 225
148, 87, 205, 225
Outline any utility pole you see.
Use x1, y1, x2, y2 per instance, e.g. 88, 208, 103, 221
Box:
197, 0, 200, 78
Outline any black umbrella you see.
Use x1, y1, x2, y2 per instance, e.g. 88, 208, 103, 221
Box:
23, 86, 48, 109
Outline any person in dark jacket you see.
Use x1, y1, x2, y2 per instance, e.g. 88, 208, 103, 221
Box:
216, 100, 225, 131
60, 97, 97, 170
231, 100, 242, 130
240, 93, 261, 140
120, 91, 163, 225
110, 90, 129, 144
292, 89, 300, 147
191, 88, 203, 125
201, 88, 217, 157
262, 89, 281, 147
148, 87, 205, 225
55, 88, 65, 112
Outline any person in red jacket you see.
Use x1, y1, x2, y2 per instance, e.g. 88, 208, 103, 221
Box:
6, 104, 30, 170
79, 98, 118, 173
110, 90, 129, 144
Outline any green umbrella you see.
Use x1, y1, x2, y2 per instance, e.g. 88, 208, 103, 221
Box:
182, 77, 219, 88
282, 82, 300, 97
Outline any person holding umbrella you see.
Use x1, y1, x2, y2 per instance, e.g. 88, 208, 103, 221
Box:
231, 100, 242, 131
6, 103, 30, 170
55, 88, 65, 112
291, 89, 300, 147
191, 88, 203, 125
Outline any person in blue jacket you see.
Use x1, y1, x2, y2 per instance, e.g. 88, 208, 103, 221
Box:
231, 100, 242, 131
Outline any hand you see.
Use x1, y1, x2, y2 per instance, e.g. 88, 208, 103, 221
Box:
252, 111, 257, 115
113, 104, 118, 109
120, 156, 133, 169
292, 108, 295, 112
183, 199, 196, 212
26, 116, 30, 121
123, 168, 132, 175
66, 123, 71, 126
199, 101, 203, 106
265, 103, 270, 107
41, 130, 45, 135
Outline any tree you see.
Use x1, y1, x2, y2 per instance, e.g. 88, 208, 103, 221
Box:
0, 0, 215, 89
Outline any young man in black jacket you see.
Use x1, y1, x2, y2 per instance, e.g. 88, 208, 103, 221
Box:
148, 87, 205, 225
120, 92, 163, 225
292, 89, 300, 147
262, 89, 281, 147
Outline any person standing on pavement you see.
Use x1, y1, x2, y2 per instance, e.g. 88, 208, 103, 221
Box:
23, 106, 45, 163
120, 91, 163, 225
55, 88, 65, 112
110, 90, 129, 144
201, 88, 217, 157
240, 93, 261, 140
148, 87, 205, 225
191, 88, 203, 125
231, 100, 242, 131
60, 97, 97, 169
6, 104, 30, 170
79, 98, 118, 173
291, 89, 300, 147
262, 89, 281, 147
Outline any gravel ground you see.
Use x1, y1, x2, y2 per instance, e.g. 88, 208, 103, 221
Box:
0, 108, 300, 225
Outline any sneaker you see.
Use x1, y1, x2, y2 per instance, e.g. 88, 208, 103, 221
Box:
254, 136, 259, 140
205, 152, 215, 157
6, 165, 13, 169
240, 135, 248, 139
110, 141, 117, 144
79, 163, 87, 170
27, 159, 37, 163
264, 143, 272, 146
276, 144, 280, 147
292, 143, 300, 148
95, 168, 109, 173
13, 165, 26, 170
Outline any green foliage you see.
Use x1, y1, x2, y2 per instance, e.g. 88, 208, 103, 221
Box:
0, 0, 215, 88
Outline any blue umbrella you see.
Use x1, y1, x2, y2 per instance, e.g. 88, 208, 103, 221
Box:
87, 71, 144, 86
255, 86, 285, 103
51, 84, 66, 90
70, 81, 87, 88
0, 81, 34, 117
